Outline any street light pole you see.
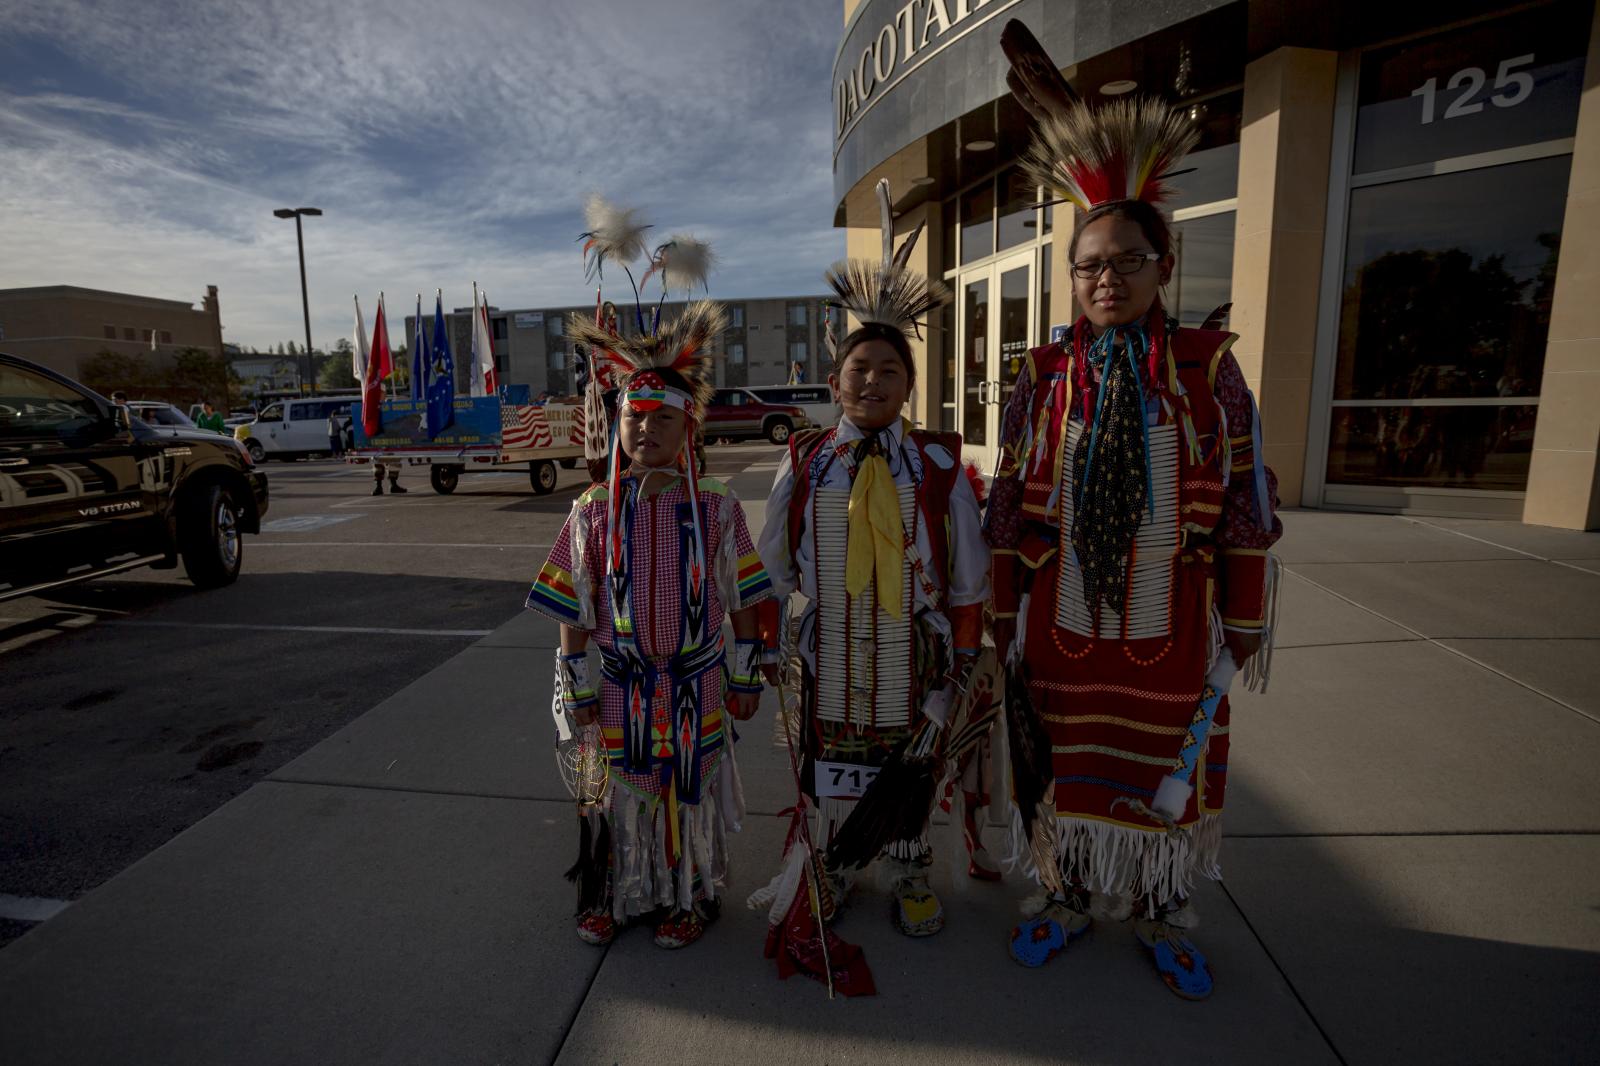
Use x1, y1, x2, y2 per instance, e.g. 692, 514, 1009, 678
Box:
274, 206, 322, 393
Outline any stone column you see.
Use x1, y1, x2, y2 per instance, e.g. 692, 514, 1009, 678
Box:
1229, 46, 1339, 507
1524, 5, 1600, 531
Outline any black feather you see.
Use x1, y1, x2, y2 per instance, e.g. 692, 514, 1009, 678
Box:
824, 728, 940, 871
1000, 19, 1080, 123
1003, 661, 1054, 838
563, 813, 611, 915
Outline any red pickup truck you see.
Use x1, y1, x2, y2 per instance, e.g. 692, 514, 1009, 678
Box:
703, 388, 811, 444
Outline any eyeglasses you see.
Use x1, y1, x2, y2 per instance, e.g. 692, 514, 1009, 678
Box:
1071, 252, 1161, 280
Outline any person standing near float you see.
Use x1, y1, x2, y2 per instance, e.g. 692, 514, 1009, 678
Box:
986, 23, 1282, 1000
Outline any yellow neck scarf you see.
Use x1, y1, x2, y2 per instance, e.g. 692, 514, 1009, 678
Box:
844, 430, 905, 618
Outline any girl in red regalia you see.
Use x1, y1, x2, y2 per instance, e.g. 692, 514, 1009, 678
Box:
987, 23, 1283, 1000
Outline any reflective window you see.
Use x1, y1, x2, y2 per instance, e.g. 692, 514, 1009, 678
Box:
1333, 156, 1569, 401
1353, 1, 1589, 175
960, 181, 995, 266
941, 199, 957, 274
938, 300, 955, 432
1169, 212, 1236, 330
1037, 251, 1052, 348
1165, 142, 1240, 213
1326, 405, 1537, 491
997, 169, 1037, 252
962, 278, 989, 444
0, 365, 102, 440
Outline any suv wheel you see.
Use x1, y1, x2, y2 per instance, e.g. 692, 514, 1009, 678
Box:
245, 439, 265, 463
764, 416, 793, 445
179, 483, 243, 589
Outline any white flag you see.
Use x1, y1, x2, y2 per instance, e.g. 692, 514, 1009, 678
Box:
352, 295, 369, 388
471, 284, 496, 397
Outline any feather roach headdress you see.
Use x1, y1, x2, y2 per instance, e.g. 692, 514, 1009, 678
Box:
1001, 18, 1197, 213
1019, 96, 1198, 212
566, 297, 724, 421
824, 179, 950, 340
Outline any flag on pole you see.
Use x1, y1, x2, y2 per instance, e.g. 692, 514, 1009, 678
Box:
411, 294, 429, 404
427, 289, 455, 436
362, 294, 391, 437
471, 284, 497, 397
352, 295, 369, 388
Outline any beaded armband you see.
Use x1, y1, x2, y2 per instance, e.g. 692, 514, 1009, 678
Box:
727, 638, 764, 694
556, 651, 599, 717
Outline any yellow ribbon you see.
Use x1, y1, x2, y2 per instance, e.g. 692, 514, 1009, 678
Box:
845, 450, 905, 618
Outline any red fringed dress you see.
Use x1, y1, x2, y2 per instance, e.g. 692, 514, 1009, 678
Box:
985, 316, 1282, 905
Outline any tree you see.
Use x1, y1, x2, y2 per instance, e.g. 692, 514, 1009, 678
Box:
80, 350, 154, 397
166, 347, 237, 406
319, 338, 358, 390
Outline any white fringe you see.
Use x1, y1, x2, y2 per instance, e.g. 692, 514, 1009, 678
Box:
1205, 603, 1224, 672
606, 771, 733, 921
1242, 553, 1282, 694
1005, 806, 1225, 906
570, 502, 596, 630
711, 492, 741, 611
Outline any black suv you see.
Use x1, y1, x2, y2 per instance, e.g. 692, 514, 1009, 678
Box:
0, 352, 269, 602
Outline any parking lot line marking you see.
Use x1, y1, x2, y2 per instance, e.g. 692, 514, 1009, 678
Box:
252, 541, 551, 549
106, 620, 493, 638
259, 514, 362, 533
0, 894, 71, 922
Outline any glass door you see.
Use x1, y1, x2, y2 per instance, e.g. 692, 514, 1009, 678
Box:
955, 249, 1035, 472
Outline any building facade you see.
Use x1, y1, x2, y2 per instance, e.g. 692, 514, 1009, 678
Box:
407, 294, 836, 397
834, 0, 1600, 528
0, 285, 225, 380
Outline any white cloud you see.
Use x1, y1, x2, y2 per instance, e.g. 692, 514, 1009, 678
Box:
0, 0, 843, 350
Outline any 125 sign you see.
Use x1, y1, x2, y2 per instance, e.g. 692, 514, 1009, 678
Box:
1412, 54, 1536, 124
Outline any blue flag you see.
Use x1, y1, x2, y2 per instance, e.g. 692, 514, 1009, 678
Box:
427, 291, 455, 437
410, 294, 429, 404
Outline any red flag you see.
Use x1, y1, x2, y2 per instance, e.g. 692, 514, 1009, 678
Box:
474, 294, 498, 395
362, 295, 390, 437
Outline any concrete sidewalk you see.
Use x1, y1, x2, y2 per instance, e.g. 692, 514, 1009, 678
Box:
2, 509, 1598, 1065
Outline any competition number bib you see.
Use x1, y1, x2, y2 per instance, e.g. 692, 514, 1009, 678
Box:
814, 760, 880, 799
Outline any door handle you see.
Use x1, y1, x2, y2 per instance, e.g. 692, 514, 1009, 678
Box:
976, 380, 989, 406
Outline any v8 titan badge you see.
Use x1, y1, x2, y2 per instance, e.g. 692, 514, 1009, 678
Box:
814, 759, 881, 799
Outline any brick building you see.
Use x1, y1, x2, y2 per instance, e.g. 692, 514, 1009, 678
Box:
0, 284, 225, 380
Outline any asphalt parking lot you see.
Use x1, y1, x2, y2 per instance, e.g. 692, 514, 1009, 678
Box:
0, 444, 783, 948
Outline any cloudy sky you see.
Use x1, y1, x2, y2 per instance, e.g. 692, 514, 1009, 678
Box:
0, 0, 843, 351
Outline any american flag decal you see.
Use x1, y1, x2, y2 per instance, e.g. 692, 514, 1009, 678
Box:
500, 403, 586, 451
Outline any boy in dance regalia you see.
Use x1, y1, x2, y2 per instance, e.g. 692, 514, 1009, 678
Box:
757, 181, 990, 939
988, 22, 1283, 998
529, 197, 773, 949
